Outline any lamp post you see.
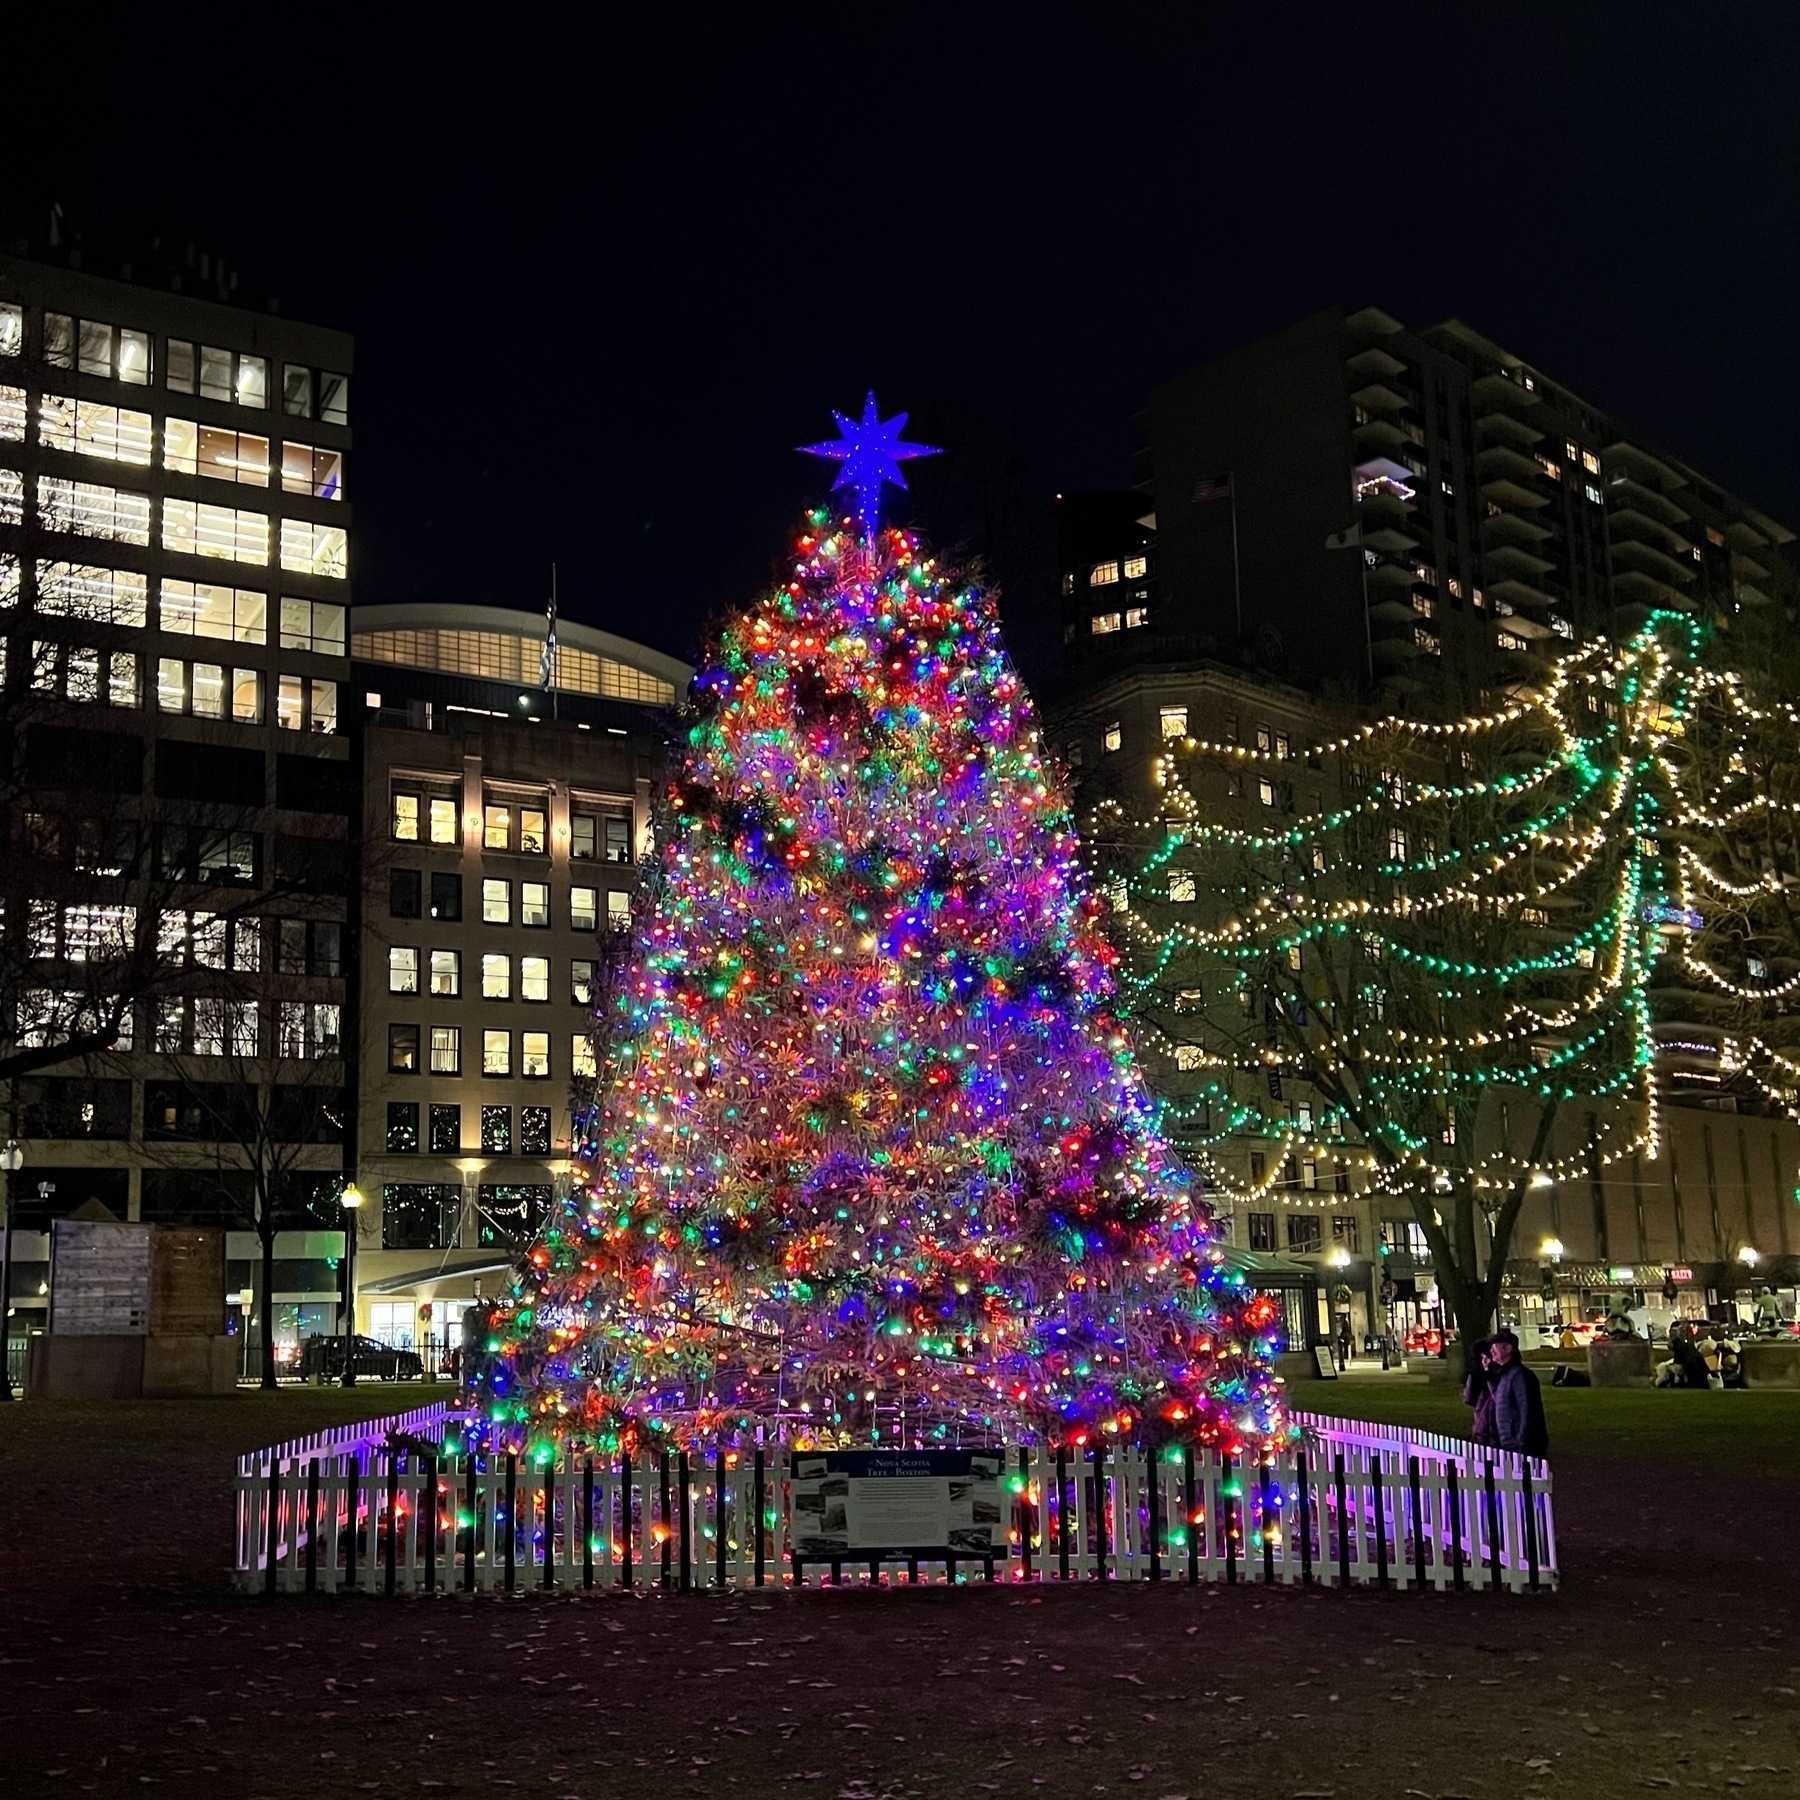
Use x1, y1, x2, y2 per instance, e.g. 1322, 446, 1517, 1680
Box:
339, 1183, 365, 1388
237, 1285, 256, 1382
0, 1140, 22, 1403
1540, 1235, 1565, 1332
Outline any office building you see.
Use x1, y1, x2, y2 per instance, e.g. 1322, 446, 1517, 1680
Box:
347, 603, 689, 1355
0, 243, 355, 1352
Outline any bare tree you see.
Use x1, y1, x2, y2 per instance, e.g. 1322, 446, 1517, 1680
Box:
1093, 621, 1697, 1355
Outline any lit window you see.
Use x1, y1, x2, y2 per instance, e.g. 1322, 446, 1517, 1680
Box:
1159, 705, 1188, 741
109, 652, 139, 708
1412, 592, 1435, 618
1255, 725, 1272, 753
392, 794, 420, 841
1258, 777, 1275, 806
1564, 440, 1579, 462
430, 798, 457, 844
1535, 454, 1560, 480
389, 946, 420, 994
308, 678, 338, 734
521, 882, 549, 927
161, 497, 268, 565
1582, 450, 1600, 475
1174, 1045, 1204, 1071
0, 303, 20, 356
482, 1029, 511, 1076
157, 657, 186, 713
279, 519, 348, 580
190, 662, 227, 718
520, 1106, 551, 1156
570, 887, 598, 932
481, 1105, 512, 1154
1387, 827, 1409, 861
429, 1027, 461, 1075
280, 442, 344, 500
570, 813, 597, 860
1104, 878, 1128, 914
572, 1035, 598, 1079
40, 476, 153, 545
0, 385, 22, 442
1549, 614, 1574, 638
483, 879, 511, 924
1414, 626, 1440, 654
520, 955, 550, 1002
1584, 484, 1603, 505
1167, 869, 1197, 903
276, 674, 304, 730
482, 954, 511, 999
279, 597, 346, 654
571, 959, 595, 1006
606, 890, 631, 934
1090, 612, 1121, 635
521, 1032, 551, 1079
1497, 628, 1528, 652
520, 809, 547, 855
1274, 732, 1290, 760
484, 804, 512, 850
1124, 606, 1149, 629
1122, 555, 1148, 579
429, 949, 461, 997
1447, 577, 1462, 599
236, 353, 267, 408
1102, 721, 1122, 753
1089, 561, 1120, 586
160, 580, 267, 643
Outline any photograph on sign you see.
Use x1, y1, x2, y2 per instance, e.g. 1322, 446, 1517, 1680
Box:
789, 1449, 1006, 1558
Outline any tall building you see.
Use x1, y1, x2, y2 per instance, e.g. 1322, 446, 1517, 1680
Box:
1046, 308, 1800, 1341
0, 244, 355, 1355
1060, 305, 1797, 705
347, 604, 689, 1356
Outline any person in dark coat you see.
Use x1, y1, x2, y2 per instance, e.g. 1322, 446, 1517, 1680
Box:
1488, 1328, 1549, 1457
1461, 1335, 1498, 1446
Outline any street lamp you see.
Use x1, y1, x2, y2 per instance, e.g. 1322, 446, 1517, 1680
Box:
0, 1140, 22, 1403
237, 1285, 255, 1382
339, 1183, 365, 1388
1738, 1245, 1761, 1269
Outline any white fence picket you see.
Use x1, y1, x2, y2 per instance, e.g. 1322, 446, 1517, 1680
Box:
232, 1409, 1555, 1596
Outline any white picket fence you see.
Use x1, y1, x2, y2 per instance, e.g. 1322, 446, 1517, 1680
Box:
232, 1405, 1555, 1596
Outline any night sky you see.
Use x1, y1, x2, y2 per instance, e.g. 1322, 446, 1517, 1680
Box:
9, 7, 1797, 681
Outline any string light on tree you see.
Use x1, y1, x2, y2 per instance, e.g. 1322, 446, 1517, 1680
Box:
474, 400, 1285, 1462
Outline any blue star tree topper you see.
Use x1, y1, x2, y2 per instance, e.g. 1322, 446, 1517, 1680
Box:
799, 394, 940, 536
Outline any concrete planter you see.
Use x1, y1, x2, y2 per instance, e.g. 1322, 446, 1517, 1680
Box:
1740, 1339, 1800, 1388
1586, 1337, 1654, 1387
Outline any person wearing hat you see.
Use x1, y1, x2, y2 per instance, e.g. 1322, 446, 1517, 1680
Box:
1487, 1329, 1550, 1457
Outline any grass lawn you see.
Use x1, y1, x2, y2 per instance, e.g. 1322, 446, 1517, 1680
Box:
1309, 1372, 1800, 1478
2, 1379, 1796, 1799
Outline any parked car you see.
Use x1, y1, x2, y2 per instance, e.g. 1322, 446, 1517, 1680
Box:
295, 1334, 425, 1381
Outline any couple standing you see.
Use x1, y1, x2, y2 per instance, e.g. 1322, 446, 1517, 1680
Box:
1462, 1328, 1550, 1457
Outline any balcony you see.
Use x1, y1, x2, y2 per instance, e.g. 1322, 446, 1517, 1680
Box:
1609, 506, 1693, 560
1610, 537, 1696, 591
1474, 410, 1544, 451
1606, 471, 1688, 526
1480, 509, 1555, 551
1481, 475, 1551, 512
1345, 343, 1408, 383
1483, 540, 1557, 583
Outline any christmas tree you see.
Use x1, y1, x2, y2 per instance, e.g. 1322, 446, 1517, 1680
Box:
479, 399, 1285, 1458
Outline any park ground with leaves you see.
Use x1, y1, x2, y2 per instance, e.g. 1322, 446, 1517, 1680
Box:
0, 1379, 1795, 1799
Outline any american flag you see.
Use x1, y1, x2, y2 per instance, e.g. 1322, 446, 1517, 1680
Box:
539, 577, 557, 690
1192, 472, 1234, 503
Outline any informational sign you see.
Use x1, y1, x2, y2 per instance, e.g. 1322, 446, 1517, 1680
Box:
49, 1221, 153, 1336
789, 1449, 1007, 1560
149, 1229, 225, 1337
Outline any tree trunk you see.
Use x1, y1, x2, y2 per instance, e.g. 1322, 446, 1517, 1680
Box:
259, 1223, 279, 1390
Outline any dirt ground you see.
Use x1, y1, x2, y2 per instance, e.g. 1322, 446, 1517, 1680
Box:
1, 1382, 1796, 1800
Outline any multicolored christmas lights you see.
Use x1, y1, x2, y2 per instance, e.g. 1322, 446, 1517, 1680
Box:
477, 494, 1285, 1461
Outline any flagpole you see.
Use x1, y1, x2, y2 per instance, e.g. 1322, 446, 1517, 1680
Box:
550, 564, 559, 723
1228, 470, 1243, 643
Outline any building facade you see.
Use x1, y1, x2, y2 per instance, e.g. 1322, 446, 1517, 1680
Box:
346, 604, 689, 1356
0, 244, 355, 1354
1059, 305, 1797, 708
1049, 652, 1800, 1344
